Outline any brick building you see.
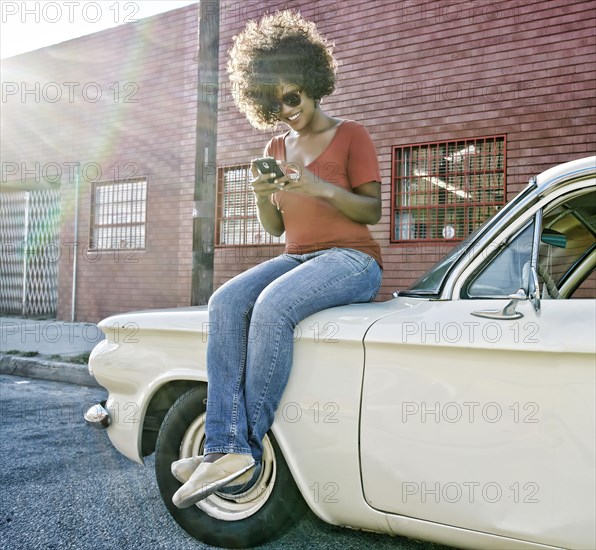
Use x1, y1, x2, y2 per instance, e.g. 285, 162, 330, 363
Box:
1, 6, 199, 321
1, 1, 594, 322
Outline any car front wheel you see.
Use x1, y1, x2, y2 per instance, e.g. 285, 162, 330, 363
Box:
154, 385, 307, 549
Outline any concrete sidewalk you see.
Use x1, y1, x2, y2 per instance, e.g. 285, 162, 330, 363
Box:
0, 317, 105, 386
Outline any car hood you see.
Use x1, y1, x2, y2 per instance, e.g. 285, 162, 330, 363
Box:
98, 306, 210, 336
96, 298, 427, 343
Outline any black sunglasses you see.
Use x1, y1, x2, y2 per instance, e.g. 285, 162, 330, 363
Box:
268, 89, 303, 114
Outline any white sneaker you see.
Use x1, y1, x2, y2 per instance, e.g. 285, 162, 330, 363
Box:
171, 455, 203, 484
172, 453, 255, 508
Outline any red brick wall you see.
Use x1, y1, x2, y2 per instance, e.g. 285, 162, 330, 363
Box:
215, 0, 596, 299
2, 6, 199, 322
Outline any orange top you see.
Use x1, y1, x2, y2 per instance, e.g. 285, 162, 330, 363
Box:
264, 120, 383, 267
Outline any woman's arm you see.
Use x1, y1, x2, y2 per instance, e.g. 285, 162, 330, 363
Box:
255, 194, 285, 236
322, 180, 382, 225
274, 167, 382, 225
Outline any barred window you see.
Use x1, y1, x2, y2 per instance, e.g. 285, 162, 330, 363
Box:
89, 178, 147, 250
391, 136, 506, 242
216, 164, 285, 246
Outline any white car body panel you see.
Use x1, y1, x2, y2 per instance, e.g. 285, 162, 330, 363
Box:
91, 308, 211, 463
361, 298, 596, 550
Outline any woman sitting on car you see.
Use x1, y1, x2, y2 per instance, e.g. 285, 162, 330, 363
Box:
172, 9, 383, 508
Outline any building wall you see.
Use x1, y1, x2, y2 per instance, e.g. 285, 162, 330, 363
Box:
2, 5, 199, 322
215, 0, 596, 298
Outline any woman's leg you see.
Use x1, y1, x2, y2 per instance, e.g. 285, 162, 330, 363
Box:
203, 254, 301, 457
173, 249, 381, 508
244, 248, 382, 462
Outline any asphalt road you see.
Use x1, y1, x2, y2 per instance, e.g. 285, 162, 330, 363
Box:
0, 375, 454, 550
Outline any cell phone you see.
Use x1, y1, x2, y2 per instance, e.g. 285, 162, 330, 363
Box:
253, 157, 286, 181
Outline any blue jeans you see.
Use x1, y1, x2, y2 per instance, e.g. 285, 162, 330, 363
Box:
203, 248, 382, 463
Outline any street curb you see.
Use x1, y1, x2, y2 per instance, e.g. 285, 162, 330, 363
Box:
0, 354, 100, 387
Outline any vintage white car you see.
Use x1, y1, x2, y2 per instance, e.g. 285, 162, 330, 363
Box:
86, 156, 595, 550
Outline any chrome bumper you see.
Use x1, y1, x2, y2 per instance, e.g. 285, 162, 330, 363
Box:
84, 400, 111, 430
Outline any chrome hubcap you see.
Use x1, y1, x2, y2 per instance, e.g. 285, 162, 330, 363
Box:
178, 413, 277, 521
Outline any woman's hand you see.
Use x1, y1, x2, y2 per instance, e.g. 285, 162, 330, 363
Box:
250, 162, 287, 199
249, 161, 285, 237
274, 162, 382, 225
275, 162, 330, 197
250, 161, 321, 198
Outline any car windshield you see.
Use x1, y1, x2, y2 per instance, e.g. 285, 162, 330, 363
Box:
401, 183, 536, 296
402, 227, 484, 295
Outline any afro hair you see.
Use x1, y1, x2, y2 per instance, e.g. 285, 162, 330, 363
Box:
227, 10, 338, 130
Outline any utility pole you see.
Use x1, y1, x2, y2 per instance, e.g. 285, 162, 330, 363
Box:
191, 0, 219, 305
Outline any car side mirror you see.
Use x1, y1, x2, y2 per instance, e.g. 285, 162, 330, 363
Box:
541, 228, 567, 248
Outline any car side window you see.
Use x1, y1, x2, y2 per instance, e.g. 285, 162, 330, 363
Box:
538, 189, 596, 299
465, 188, 596, 300
466, 222, 534, 298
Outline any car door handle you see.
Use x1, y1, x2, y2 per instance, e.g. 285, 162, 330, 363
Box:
471, 289, 526, 320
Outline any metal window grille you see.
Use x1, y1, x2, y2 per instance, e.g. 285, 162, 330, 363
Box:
0, 189, 60, 317
391, 136, 506, 242
89, 178, 147, 250
216, 164, 285, 246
